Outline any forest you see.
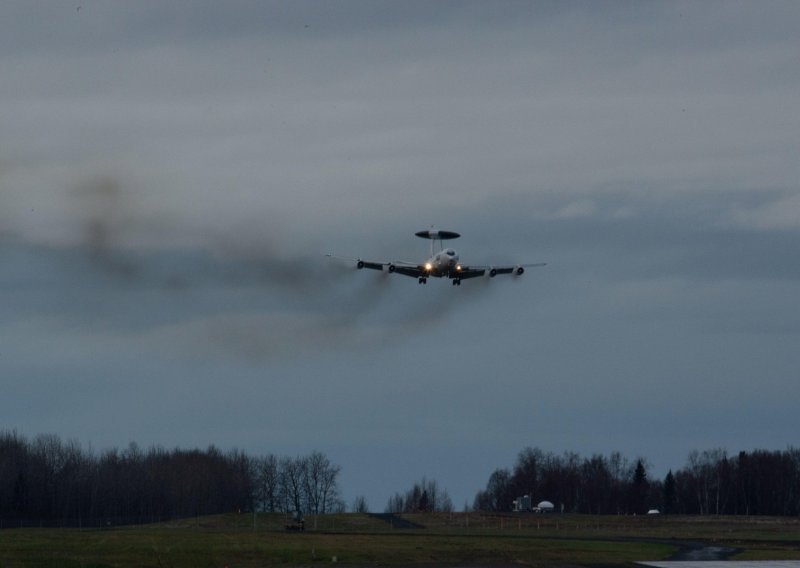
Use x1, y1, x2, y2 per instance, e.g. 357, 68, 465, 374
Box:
3, 431, 800, 525
473, 446, 800, 516
0, 431, 342, 525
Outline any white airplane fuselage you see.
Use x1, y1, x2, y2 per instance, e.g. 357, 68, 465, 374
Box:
423, 248, 460, 277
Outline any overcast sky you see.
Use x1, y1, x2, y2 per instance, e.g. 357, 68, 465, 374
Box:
2, 1, 800, 510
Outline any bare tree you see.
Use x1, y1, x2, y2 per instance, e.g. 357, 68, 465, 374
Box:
385, 492, 404, 514
303, 451, 341, 515
474, 468, 512, 511
351, 495, 369, 513
280, 455, 306, 515
253, 454, 280, 512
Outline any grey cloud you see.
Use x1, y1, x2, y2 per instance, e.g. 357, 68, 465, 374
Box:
3, 0, 800, 508
462, 188, 800, 279
0, 1, 481, 57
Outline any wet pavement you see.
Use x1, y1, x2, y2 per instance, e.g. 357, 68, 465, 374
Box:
638, 540, 800, 567
668, 543, 740, 561
640, 563, 800, 568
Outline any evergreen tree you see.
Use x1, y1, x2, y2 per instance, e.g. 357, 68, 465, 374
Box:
629, 459, 648, 514
663, 470, 675, 514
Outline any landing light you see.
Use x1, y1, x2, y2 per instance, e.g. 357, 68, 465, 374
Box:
424, 263, 433, 271
456, 265, 462, 271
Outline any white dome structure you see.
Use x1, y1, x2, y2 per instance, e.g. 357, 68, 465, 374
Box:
536, 500, 555, 512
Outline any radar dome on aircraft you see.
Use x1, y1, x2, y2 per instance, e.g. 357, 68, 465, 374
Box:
414, 230, 460, 240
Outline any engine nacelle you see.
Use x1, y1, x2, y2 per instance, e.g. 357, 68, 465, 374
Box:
388, 264, 396, 273
357, 260, 365, 269
515, 266, 525, 276
489, 268, 497, 278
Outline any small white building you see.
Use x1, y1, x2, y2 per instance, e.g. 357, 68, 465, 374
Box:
512, 495, 532, 512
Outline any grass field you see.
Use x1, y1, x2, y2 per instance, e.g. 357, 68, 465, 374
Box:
1, 513, 799, 567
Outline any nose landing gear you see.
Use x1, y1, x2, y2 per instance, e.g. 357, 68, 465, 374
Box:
418, 277, 427, 284
452, 278, 461, 286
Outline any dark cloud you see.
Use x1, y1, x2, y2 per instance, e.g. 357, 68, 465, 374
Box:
3, 0, 800, 509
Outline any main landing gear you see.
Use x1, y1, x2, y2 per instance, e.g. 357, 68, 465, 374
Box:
418, 277, 427, 284
452, 278, 461, 286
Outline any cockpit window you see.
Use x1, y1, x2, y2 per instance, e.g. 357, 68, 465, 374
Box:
446, 249, 456, 256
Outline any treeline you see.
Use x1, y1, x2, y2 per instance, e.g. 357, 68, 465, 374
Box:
473, 446, 800, 516
0, 431, 342, 524
385, 477, 454, 513
670, 448, 800, 516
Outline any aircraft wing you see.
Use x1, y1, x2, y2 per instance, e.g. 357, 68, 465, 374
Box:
390, 265, 425, 278
465, 262, 546, 278
453, 266, 486, 280
325, 254, 423, 277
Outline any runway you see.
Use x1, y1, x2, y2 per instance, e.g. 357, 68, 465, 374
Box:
639, 562, 800, 568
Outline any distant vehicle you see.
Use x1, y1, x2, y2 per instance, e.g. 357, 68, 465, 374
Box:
285, 510, 305, 531
534, 500, 555, 513
327, 229, 545, 286
647, 509, 661, 515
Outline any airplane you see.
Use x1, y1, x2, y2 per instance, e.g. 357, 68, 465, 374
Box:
327, 229, 545, 286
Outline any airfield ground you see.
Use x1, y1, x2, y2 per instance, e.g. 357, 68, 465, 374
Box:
1, 513, 799, 567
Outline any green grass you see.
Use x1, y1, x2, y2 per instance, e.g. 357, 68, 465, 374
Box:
1, 513, 799, 567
